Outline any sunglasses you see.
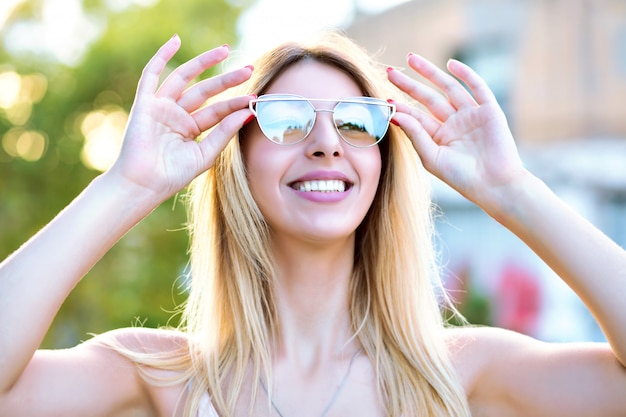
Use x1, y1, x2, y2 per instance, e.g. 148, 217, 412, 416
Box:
248, 94, 396, 148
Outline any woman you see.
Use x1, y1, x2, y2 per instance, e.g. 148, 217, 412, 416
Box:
1, 31, 625, 417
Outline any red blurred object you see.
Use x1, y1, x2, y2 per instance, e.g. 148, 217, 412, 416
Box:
495, 262, 542, 335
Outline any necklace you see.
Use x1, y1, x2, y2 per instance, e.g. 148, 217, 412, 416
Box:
260, 348, 362, 417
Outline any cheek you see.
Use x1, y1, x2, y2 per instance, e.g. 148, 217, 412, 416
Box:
359, 148, 383, 197
241, 133, 285, 208
241, 126, 270, 182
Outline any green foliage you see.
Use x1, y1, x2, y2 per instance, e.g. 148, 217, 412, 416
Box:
0, 0, 248, 348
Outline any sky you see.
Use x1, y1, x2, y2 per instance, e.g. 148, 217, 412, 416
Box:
0, 0, 410, 66
234, 0, 410, 63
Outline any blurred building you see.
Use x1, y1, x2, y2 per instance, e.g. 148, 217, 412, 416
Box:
349, 0, 626, 143
348, 0, 626, 342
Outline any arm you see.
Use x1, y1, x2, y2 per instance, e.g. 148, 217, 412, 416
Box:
387, 54, 626, 415
0, 35, 254, 416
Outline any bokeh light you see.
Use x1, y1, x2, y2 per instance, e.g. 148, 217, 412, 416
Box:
0, 68, 47, 126
0, 69, 21, 108
2, 127, 48, 161
79, 107, 128, 172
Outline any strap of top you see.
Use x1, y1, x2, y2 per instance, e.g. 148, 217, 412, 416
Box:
198, 391, 220, 417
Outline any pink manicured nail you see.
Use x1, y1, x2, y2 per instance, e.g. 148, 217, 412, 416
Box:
386, 66, 394, 74
222, 44, 230, 50
245, 64, 254, 71
387, 98, 395, 104
390, 118, 400, 127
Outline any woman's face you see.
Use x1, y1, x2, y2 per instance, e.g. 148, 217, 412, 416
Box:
241, 60, 382, 245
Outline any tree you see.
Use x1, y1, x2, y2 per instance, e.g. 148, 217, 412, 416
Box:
0, 0, 249, 348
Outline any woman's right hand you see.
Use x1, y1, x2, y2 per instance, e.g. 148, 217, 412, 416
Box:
108, 35, 254, 202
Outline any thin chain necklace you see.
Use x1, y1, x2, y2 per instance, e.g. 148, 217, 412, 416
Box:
259, 348, 362, 417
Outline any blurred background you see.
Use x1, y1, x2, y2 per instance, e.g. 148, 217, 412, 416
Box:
1, 0, 625, 348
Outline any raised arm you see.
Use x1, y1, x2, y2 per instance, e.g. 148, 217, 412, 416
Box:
0, 35, 254, 416
387, 53, 626, 416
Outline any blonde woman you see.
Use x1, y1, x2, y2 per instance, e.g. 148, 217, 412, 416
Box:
1, 32, 625, 417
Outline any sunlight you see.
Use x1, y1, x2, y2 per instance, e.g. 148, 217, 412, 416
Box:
2, 127, 48, 161
0, 70, 21, 109
0, 0, 25, 29
104, 0, 158, 12
79, 107, 128, 172
232, 0, 411, 69
0, 69, 48, 126
2, 0, 103, 66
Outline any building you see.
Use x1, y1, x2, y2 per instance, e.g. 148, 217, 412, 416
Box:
348, 0, 626, 341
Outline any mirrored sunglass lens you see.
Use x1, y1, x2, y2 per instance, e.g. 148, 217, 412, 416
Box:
334, 101, 390, 146
255, 100, 314, 144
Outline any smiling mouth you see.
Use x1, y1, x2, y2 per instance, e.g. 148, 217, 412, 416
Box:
289, 179, 351, 192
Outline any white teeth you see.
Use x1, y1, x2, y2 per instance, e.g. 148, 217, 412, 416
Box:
296, 180, 346, 192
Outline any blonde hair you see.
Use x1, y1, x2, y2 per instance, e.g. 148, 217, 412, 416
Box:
119, 31, 470, 417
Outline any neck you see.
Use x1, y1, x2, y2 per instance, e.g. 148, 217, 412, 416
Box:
270, 233, 357, 365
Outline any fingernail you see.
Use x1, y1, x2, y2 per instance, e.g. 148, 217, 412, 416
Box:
222, 44, 230, 50
249, 94, 257, 99
386, 66, 395, 74
406, 52, 414, 59
245, 64, 254, 71
171, 33, 179, 39
243, 115, 256, 125
390, 118, 400, 127
386, 98, 395, 104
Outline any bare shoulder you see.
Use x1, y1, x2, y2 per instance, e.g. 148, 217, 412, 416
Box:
90, 326, 190, 353
444, 326, 626, 417
443, 326, 539, 392
0, 327, 191, 417
90, 327, 193, 416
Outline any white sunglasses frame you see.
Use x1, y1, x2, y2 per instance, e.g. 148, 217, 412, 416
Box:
248, 94, 396, 148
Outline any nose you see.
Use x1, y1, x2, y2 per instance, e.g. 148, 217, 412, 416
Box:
304, 110, 344, 158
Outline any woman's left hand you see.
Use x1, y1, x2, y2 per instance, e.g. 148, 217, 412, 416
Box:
387, 54, 526, 210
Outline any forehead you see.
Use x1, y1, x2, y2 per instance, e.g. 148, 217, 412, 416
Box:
264, 60, 364, 99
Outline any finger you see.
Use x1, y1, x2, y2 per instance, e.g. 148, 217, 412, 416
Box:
156, 44, 231, 100
447, 59, 497, 105
391, 99, 441, 138
177, 65, 254, 113
387, 66, 455, 122
406, 53, 476, 111
192, 94, 254, 133
136, 35, 182, 97
196, 108, 252, 170
392, 112, 440, 171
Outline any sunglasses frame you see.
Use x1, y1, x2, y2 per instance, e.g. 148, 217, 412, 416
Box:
248, 94, 396, 148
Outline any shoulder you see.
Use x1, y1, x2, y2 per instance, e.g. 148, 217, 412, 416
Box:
444, 326, 515, 395
0, 327, 191, 417
444, 325, 538, 386
88, 326, 190, 352
88, 327, 193, 416
444, 326, 626, 417
87, 327, 192, 388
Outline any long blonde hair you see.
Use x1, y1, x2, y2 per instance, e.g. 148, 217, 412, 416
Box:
122, 31, 470, 417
